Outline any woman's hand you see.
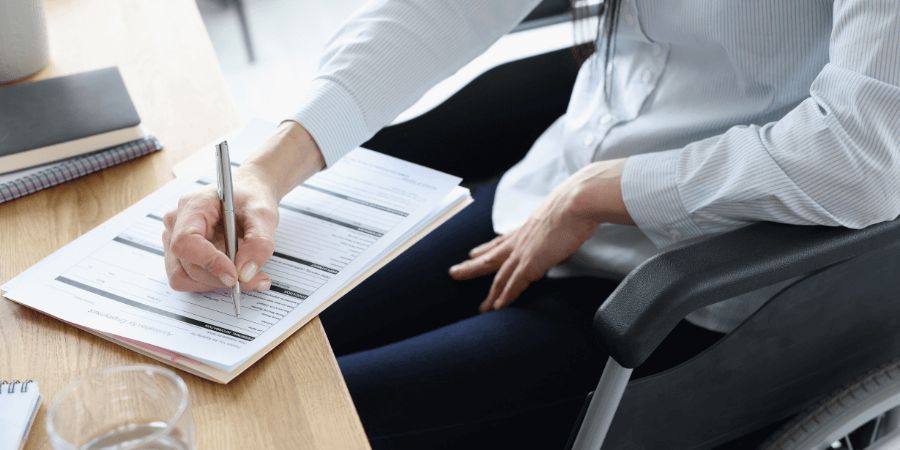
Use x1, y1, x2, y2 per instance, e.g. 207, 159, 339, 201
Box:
162, 121, 324, 292
162, 168, 279, 292
449, 159, 632, 312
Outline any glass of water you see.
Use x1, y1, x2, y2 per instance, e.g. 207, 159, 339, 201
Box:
47, 365, 195, 450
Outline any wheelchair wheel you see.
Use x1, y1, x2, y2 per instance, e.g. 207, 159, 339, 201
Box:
762, 359, 900, 450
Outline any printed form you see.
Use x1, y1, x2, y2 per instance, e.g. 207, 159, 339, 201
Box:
2, 149, 467, 370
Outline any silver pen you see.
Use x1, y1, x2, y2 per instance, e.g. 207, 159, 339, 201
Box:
215, 141, 241, 317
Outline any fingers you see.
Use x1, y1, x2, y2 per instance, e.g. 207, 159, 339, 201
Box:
449, 239, 513, 280
168, 258, 271, 292
170, 232, 238, 286
164, 228, 271, 292
468, 234, 507, 258
481, 258, 541, 312
164, 191, 239, 290
186, 265, 271, 291
183, 262, 232, 288
167, 261, 216, 292
163, 210, 177, 229
234, 206, 277, 283
453, 232, 539, 312
164, 229, 217, 291
492, 265, 538, 310
245, 271, 272, 292
479, 255, 517, 312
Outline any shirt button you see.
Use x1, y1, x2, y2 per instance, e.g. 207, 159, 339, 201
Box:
583, 134, 596, 148
623, 13, 636, 27
641, 69, 654, 84
668, 228, 683, 240
599, 114, 613, 125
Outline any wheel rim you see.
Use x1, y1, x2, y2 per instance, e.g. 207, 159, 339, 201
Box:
822, 399, 900, 449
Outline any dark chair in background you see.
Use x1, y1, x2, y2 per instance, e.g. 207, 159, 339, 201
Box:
519, 0, 573, 30
202, 0, 255, 62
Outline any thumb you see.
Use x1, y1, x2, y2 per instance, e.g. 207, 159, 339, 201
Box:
235, 207, 277, 283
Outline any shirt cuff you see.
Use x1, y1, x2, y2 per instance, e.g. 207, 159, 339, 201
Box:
621, 149, 705, 248
285, 78, 371, 167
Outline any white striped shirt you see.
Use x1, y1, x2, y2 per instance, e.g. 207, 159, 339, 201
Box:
290, 0, 900, 332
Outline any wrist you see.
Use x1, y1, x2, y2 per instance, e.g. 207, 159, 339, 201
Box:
234, 166, 280, 205
242, 121, 325, 199
568, 159, 633, 225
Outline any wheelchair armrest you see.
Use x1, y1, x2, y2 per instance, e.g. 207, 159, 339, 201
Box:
594, 218, 900, 368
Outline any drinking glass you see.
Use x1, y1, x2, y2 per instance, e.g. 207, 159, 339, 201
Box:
47, 365, 195, 450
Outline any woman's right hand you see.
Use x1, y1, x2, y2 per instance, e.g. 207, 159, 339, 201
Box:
162, 121, 325, 293
162, 168, 279, 292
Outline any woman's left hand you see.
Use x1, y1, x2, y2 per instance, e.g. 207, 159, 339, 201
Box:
449, 158, 632, 312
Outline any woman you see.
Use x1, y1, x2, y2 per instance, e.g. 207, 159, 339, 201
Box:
163, 0, 900, 447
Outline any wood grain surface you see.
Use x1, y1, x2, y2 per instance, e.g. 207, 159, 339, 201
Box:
0, 1, 368, 448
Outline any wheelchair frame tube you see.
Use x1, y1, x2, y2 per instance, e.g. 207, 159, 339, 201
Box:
572, 357, 633, 450
870, 427, 900, 450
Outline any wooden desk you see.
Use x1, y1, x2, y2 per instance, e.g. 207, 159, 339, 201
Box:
0, 1, 369, 448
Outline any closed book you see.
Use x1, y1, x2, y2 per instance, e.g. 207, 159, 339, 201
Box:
0, 67, 144, 173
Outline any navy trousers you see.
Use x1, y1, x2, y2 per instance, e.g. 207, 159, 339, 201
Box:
320, 181, 722, 449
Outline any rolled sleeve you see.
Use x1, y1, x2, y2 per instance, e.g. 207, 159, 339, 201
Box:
286, 78, 371, 167
621, 149, 705, 248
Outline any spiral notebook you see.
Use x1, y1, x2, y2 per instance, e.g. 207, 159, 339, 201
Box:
0, 136, 162, 204
0, 380, 41, 450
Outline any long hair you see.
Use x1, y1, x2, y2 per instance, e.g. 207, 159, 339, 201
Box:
571, 0, 621, 97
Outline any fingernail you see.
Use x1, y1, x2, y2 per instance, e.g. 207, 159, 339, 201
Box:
240, 263, 258, 282
220, 274, 236, 287
257, 279, 271, 291
449, 264, 460, 274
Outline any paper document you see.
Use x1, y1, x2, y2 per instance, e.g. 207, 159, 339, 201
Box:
3, 147, 469, 376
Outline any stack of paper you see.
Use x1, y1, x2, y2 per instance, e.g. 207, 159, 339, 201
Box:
1, 124, 471, 383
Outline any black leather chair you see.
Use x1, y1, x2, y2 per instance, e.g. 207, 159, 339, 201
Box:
364, 43, 900, 449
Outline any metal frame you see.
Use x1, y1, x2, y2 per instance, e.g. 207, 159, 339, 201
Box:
870, 428, 900, 450
571, 357, 633, 450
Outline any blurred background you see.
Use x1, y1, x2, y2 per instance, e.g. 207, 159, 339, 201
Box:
197, 0, 366, 123
196, 0, 576, 124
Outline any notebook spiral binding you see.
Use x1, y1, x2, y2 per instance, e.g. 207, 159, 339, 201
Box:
0, 380, 33, 394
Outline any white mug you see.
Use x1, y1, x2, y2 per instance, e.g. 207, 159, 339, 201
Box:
0, 0, 50, 83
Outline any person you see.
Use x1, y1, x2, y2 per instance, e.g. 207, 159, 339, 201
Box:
161, 0, 900, 447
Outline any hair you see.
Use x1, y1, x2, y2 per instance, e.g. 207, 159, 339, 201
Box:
571, 0, 621, 97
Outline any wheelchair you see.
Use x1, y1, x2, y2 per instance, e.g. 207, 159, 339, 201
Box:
361, 4, 900, 449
